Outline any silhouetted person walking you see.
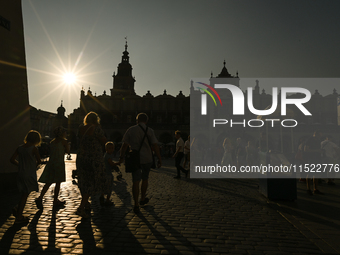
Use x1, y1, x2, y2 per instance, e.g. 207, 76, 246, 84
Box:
76, 112, 107, 218
36, 127, 70, 209
119, 113, 161, 213
173, 130, 189, 179
304, 131, 323, 195
10, 130, 42, 223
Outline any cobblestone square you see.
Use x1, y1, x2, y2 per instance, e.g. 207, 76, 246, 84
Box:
1, 155, 339, 254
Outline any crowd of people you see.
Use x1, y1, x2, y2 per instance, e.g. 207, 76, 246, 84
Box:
219, 130, 340, 193
219, 137, 261, 170
9, 112, 194, 223
11, 110, 339, 224
295, 131, 340, 195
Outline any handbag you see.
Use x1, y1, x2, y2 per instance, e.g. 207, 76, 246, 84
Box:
138, 125, 156, 169
125, 126, 148, 173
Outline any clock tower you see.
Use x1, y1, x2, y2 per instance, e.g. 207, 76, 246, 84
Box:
111, 39, 136, 96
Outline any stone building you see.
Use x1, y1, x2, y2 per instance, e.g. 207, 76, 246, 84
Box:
30, 102, 68, 139
68, 42, 190, 148
30, 106, 56, 138
190, 63, 340, 157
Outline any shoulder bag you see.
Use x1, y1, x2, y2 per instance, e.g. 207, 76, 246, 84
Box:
125, 126, 148, 173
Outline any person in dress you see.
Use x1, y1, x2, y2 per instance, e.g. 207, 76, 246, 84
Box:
35, 127, 70, 209
221, 138, 233, 166
10, 130, 42, 223
76, 112, 107, 218
246, 140, 259, 166
236, 138, 246, 170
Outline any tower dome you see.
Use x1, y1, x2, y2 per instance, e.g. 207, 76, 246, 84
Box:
57, 101, 66, 116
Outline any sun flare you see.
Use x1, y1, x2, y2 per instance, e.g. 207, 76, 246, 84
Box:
63, 72, 77, 85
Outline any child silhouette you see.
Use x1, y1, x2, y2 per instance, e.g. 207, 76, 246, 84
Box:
101, 142, 120, 206
10, 130, 42, 223
36, 127, 70, 209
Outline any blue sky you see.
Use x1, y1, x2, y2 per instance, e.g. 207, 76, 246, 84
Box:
22, 0, 340, 115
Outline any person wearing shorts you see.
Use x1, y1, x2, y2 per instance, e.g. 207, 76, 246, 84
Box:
119, 113, 161, 213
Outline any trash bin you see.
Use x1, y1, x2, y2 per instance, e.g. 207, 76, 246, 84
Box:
258, 152, 297, 200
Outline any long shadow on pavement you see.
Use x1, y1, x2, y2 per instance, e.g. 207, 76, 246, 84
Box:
0, 191, 20, 230
112, 177, 132, 207
76, 218, 103, 254
137, 205, 203, 254
20, 209, 44, 254
76, 176, 144, 254
167, 175, 265, 206
44, 209, 62, 254
0, 221, 24, 254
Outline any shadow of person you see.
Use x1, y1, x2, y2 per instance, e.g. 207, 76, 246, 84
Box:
0, 191, 20, 230
136, 205, 196, 252
18, 209, 44, 254
44, 209, 61, 254
0, 222, 23, 254
76, 218, 104, 254
89, 173, 155, 253
112, 177, 132, 208
91, 208, 145, 253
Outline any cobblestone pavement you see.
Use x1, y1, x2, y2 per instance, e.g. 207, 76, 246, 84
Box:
0, 154, 339, 254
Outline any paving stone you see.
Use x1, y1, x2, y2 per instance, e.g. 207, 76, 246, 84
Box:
161, 250, 179, 255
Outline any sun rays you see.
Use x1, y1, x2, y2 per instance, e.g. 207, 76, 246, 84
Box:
25, 0, 112, 114
63, 73, 77, 85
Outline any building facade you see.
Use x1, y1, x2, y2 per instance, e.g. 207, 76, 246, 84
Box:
190, 64, 340, 157
1, 2, 31, 162
0, 0, 32, 191
68, 42, 190, 148
30, 102, 68, 139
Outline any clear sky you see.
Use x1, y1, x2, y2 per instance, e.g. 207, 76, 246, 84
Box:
22, 0, 340, 115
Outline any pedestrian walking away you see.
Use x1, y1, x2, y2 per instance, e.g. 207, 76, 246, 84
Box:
173, 130, 189, 179
76, 112, 107, 218
304, 130, 324, 195
119, 113, 162, 214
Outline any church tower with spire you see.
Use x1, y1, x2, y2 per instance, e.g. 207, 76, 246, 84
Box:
210, 60, 240, 87
111, 39, 136, 96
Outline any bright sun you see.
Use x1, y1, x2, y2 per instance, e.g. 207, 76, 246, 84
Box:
63, 72, 77, 85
